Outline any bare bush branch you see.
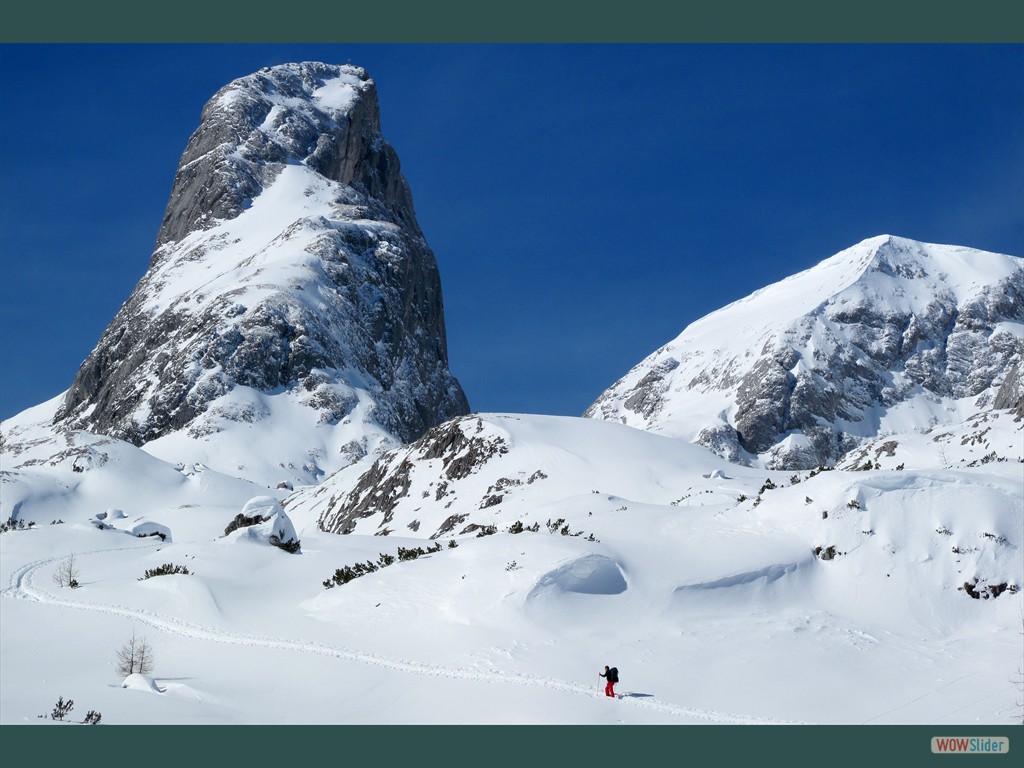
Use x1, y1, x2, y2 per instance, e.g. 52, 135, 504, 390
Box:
52, 554, 80, 588
116, 630, 154, 676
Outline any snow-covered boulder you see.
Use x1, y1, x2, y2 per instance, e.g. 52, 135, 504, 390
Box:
225, 496, 301, 553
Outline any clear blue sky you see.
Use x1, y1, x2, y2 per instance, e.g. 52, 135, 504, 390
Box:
1, 44, 1021, 421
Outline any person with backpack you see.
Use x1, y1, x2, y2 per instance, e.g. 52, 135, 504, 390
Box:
599, 665, 619, 698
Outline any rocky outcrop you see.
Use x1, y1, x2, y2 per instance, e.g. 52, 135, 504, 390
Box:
315, 415, 511, 536
586, 236, 1023, 469
53, 63, 468, 465
993, 361, 1024, 418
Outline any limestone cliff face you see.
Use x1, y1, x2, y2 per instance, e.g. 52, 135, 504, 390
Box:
585, 236, 1024, 469
54, 63, 468, 475
153, 62, 416, 250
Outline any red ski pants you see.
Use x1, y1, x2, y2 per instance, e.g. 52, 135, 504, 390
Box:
605, 680, 616, 697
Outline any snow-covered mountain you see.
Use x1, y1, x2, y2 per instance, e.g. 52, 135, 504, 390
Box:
585, 235, 1023, 470
1, 64, 1021, 727
46, 62, 468, 485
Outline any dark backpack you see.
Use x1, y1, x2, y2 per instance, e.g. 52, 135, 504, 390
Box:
608, 667, 619, 683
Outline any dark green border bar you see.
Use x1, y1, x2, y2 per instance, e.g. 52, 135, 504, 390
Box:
2, 725, 1022, 767
2, 0, 1024, 41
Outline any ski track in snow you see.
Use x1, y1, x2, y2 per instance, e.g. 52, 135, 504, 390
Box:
3, 546, 802, 725
859, 657, 1018, 725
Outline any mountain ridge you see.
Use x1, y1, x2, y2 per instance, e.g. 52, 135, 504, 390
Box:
584, 235, 1023, 469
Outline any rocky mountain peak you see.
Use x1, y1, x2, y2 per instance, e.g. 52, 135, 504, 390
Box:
52, 62, 469, 485
585, 236, 1023, 470
156, 62, 414, 250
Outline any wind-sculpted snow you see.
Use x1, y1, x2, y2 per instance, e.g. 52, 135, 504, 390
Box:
2, 549, 799, 725
586, 235, 1024, 469
50, 62, 468, 484
528, 554, 628, 597
674, 562, 798, 591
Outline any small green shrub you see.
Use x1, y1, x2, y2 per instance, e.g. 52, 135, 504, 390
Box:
546, 518, 565, 534
51, 697, 73, 721
323, 542, 447, 589
395, 543, 443, 562
269, 531, 301, 553
140, 563, 191, 580
0, 516, 34, 533
323, 560, 380, 589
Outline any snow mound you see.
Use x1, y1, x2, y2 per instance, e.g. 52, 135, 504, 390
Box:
121, 674, 165, 694
528, 554, 627, 598
129, 522, 172, 542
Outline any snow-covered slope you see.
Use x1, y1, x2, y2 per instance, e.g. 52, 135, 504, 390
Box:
288, 412, 1022, 633
837, 405, 1023, 472
289, 412, 754, 538
0, 396, 278, 530
3, 412, 1020, 725
43, 62, 467, 485
585, 235, 1024, 469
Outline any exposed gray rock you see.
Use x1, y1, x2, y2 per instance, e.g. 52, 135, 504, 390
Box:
53, 63, 468, 461
586, 235, 1023, 470
317, 416, 509, 536
993, 361, 1023, 418
155, 63, 416, 250
622, 358, 678, 419
733, 355, 794, 455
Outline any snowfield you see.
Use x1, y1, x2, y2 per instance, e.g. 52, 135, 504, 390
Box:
3, 411, 1021, 726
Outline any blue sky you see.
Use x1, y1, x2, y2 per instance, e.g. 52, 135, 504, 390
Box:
1, 44, 1021, 421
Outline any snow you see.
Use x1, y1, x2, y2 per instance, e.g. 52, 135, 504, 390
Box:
586, 235, 1023, 460
2, 410, 1020, 725
136, 379, 398, 487
121, 674, 165, 694
312, 76, 362, 112
142, 164, 347, 316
